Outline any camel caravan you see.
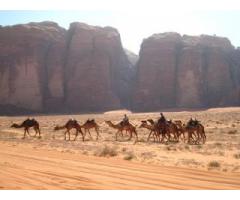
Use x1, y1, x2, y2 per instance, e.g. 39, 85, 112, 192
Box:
10, 113, 206, 145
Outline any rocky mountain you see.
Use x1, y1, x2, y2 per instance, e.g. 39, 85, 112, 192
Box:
0, 21, 132, 113
0, 22, 240, 114
132, 32, 240, 111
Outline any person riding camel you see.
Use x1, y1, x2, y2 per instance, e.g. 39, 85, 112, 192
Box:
121, 114, 129, 126
187, 118, 199, 128
158, 113, 167, 124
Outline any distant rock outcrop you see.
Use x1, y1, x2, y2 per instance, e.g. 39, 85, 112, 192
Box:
0, 22, 240, 114
0, 22, 66, 112
0, 21, 132, 113
132, 33, 240, 111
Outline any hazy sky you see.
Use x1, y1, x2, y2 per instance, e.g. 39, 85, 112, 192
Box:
0, 9, 239, 54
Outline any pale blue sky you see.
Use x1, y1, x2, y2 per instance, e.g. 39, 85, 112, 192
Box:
0, 10, 239, 54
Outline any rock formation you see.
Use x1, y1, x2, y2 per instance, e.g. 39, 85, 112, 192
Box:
0, 22, 66, 112
0, 21, 132, 113
132, 33, 240, 111
0, 22, 240, 114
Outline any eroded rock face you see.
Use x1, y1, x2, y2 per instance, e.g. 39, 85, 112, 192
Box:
132, 33, 240, 111
64, 23, 133, 111
0, 21, 132, 113
0, 22, 66, 111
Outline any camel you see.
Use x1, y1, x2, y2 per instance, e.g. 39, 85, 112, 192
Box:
81, 119, 100, 140
139, 120, 159, 142
174, 121, 187, 142
105, 120, 138, 143
54, 119, 84, 141
147, 119, 170, 143
185, 119, 206, 144
185, 124, 206, 144
11, 118, 41, 139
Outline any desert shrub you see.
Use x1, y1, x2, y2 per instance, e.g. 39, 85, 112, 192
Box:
214, 142, 222, 148
121, 147, 127, 152
233, 153, 240, 159
124, 152, 135, 161
208, 161, 221, 168
228, 130, 238, 135
95, 145, 118, 157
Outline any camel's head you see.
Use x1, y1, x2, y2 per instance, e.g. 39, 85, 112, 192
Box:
54, 125, 60, 131
147, 119, 154, 125
10, 123, 18, 128
139, 120, 147, 128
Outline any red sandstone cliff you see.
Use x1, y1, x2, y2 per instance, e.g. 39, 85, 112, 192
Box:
0, 22, 66, 112
132, 33, 240, 111
0, 22, 132, 113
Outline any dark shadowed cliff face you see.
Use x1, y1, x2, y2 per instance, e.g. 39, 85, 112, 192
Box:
0, 22, 133, 113
132, 33, 240, 111
0, 22, 66, 112
63, 23, 132, 111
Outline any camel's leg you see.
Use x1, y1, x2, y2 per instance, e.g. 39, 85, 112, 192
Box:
174, 130, 179, 142
88, 129, 93, 140
95, 127, 100, 140
115, 130, 119, 141
64, 131, 67, 140
38, 128, 41, 138
74, 129, 78, 141
82, 131, 85, 142
187, 131, 191, 144
33, 126, 38, 137
22, 128, 27, 139
147, 131, 153, 142
203, 132, 206, 144
68, 131, 71, 141
26, 128, 31, 137
127, 131, 133, 141
134, 130, 138, 143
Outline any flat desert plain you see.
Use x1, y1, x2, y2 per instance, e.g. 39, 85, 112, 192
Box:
0, 107, 240, 189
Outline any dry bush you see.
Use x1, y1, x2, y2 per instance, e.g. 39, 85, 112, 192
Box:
141, 151, 155, 160
121, 147, 127, 152
124, 151, 136, 161
228, 130, 238, 135
233, 153, 240, 159
208, 161, 221, 168
94, 145, 118, 157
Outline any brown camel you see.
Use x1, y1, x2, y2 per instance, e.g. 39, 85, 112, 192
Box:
174, 120, 187, 142
105, 120, 138, 143
185, 124, 206, 144
81, 119, 100, 140
54, 119, 84, 141
147, 119, 170, 143
11, 118, 41, 139
139, 120, 159, 142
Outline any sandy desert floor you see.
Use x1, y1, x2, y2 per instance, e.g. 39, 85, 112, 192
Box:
0, 107, 240, 189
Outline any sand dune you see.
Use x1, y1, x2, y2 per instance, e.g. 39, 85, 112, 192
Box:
0, 142, 239, 190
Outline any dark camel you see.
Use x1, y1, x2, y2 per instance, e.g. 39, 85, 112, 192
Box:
105, 120, 138, 143
81, 119, 100, 140
11, 118, 41, 139
54, 119, 84, 141
185, 119, 206, 144
147, 119, 170, 143
185, 123, 206, 144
